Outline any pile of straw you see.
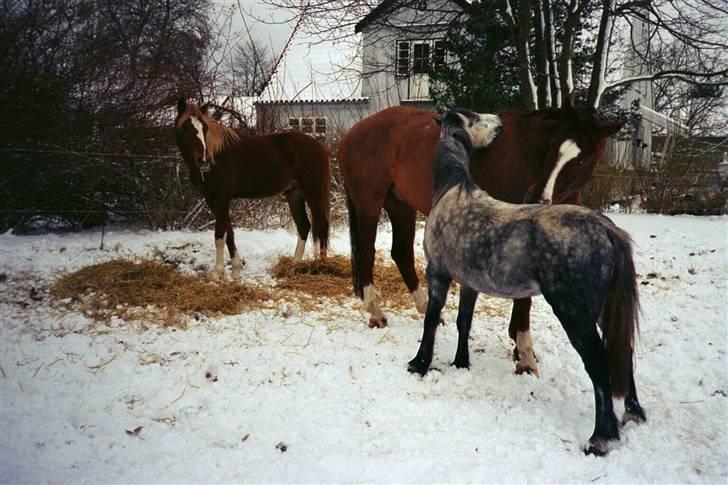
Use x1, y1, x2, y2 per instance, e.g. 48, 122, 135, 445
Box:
52, 259, 273, 328
269, 254, 425, 308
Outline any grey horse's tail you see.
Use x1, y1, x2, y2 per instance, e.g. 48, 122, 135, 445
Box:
601, 226, 640, 398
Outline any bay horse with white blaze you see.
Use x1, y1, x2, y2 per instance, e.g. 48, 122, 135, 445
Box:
175, 99, 330, 280
408, 108, 645, 456
339, 101, 624, 375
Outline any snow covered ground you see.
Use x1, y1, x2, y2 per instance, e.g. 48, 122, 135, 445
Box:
0, 213, 726, 483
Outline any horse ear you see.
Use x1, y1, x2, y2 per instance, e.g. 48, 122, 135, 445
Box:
433, 115, 442, 127
596, 120, 627, 139
177, 97, 187, 115
560, 92, 579, 122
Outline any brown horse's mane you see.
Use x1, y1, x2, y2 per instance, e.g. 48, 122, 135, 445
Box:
177, 103, 241, 157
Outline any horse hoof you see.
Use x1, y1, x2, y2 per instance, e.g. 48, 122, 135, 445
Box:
515, 362, 540, 377
622, 409, 646, 425
407, 358, 429, 375
368, 317, 388, 328
452, 358, 470, 369
583, 438, 611, 456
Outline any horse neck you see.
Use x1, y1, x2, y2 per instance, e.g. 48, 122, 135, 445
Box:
433, 135, 476, 204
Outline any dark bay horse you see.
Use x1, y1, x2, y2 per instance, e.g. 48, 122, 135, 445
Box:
175, 99, 330, 280
339, 101, 624, 374
408, 108, 645, 456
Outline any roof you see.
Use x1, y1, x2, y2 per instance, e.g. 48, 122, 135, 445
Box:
257, 26, 364, 104
355, 0, 470, 33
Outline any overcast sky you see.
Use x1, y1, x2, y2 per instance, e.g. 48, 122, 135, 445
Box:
214, 0, 298, 58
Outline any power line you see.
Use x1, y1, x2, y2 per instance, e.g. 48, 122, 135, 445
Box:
0, 147, 180, 160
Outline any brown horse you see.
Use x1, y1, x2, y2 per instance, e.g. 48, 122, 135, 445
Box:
339, 101, 624, 375
175, 98, 330, 280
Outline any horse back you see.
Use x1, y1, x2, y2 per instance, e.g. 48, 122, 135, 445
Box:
340, 106, 439, 215
221, 131, 328, 198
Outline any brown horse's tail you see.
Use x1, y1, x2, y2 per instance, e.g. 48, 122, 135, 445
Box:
310, 144, 331, 257
601, 225, 640, 398
346, 194, 363, 298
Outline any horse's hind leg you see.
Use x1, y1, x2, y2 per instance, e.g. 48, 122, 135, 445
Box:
383, 191, 426, 313
225, 221, 244, 280
408, 271, 451, 375
453, 286, 478, 369
552, 306, 620, 455
356, 213, 388, 328
508, 298, 539, 376
284, 187, 311, 261
622, 364, 646, 424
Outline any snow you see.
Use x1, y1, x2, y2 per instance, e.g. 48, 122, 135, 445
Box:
1, 214, 726, 483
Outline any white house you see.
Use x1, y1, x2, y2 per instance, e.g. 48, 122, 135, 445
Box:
254, 0, 468, 138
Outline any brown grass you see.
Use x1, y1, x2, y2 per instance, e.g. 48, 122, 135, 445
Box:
270, 254, 425, 309
52, 259, 274, 328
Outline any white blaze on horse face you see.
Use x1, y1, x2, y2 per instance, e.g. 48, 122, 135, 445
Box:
190, 116, 207, 162
540, 139, 581, 204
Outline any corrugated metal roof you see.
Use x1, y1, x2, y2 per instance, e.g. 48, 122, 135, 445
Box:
257, 27, 364, 104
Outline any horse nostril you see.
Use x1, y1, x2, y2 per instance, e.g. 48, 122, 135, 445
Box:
495, 125, 503, 135
540, 198, 552, 205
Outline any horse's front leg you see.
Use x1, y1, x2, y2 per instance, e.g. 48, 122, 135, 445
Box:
225, 221, 244, 280
508, 297, 539, 376
453, 286, 478, 369
408, 272, 451, 375
211, 199, 231, 281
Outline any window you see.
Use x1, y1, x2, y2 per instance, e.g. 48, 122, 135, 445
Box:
412, 42, 431, 74
396, 41, 410, 77
288, 116, 327, 141
434, 40, 446, 69
395, 39, 445, 76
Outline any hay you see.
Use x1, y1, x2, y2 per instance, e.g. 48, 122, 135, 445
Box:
270, 254, 425, 309
52, 259, 273, 328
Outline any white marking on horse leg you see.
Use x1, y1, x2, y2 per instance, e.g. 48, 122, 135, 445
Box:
540, 139, 581, 204
363, 284, 387, 327
411, 285, 428, 314
515, 330, 539, 376
231, 251, 243, 280
293, 237, 306, 261
190, 116, 207, 161
213, 237, 225, 281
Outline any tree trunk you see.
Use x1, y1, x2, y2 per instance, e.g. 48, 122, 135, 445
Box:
587, 0, 614, 108
533, 0, 551, 108
516, 0, 537, 109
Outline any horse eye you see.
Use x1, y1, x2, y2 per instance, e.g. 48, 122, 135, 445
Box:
577, 159, 584, 166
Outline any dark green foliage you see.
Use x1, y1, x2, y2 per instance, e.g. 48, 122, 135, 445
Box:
429, 4, 520, 112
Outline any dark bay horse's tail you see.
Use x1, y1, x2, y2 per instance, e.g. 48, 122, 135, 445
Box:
346, 194, 363, 298
601, 226, 640, 398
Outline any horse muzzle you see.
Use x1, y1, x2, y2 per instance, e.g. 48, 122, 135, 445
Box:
196, 159, 211, 173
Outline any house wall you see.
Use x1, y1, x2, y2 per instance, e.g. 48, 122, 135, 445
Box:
255, 101, 371, 142
360, 0, 463, 112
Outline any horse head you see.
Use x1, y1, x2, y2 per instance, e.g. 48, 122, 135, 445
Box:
175, 98, 213, 173
527, 99, 625, 204
433, 108, 503, 150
